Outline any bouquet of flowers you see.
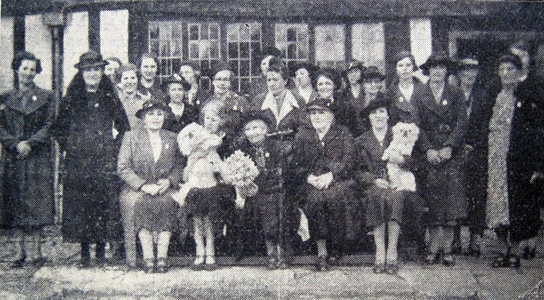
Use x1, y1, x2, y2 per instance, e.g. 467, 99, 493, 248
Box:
222, 150, 260, 207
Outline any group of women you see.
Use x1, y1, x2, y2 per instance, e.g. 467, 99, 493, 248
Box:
1, 39, 543, 274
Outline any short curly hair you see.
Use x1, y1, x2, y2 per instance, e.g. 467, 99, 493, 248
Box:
12, 51, 42, 74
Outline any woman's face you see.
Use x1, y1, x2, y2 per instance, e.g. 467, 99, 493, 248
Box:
203, 111, 223, 134
309, 108, 334, 131
363, 78, 382, 96
168, 83, 186, 104
295, 68, 312, 89
267, 71, 287, 96
347, 68, 362, 85
316, 75, 335, 99
144, 108, 165, 130
428, 65, 448, 83
369, 107, 389, 130
179, 65, 197, 86
140, 57, 158, 81
244, 120, 268, 146
120, 70, 138, 93
17, 59, 38, 86
498, 62, 521, 85
82, 66, 104, 88
212, 70, 232, 95
104, 60, 120, 81
458, 69, 479, 88
260, 55, 273, 75
396, 57, 414, 81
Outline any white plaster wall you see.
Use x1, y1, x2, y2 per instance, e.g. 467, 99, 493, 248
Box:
100, 9, 129, 64
63, 11, 89, 92
410, 18, 433, 67
25, 14, 53, 90
0, 17, 15, 93
352, 22, 385, 71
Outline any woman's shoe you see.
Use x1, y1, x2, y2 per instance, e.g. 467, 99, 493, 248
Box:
10, 257, 25, 269
276, 257, 289, 270
522, 247, 536, 260
508, 254, 521, 269
316, 256, 329, 271
424, 253, 439, 265
372, 262, 385, 274
30, 257, 48, 268
77, 257, 91, 269
466, 243, 481, 257
267, 256, 278, 270
327, 255, 341, 266
143, 259, 155, 273
203, 256, 218, 271
156, 258, 169, 273
385, 261, 400, 275
491, 254, 509, 268
442, 253, 456, 267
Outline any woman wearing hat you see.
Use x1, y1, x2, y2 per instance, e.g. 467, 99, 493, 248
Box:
117, 100, 184, 273
416, 52, 468, 266
354, 98, 421, 274
52, 51, 130, 268
162, 74, 199, 133
179, 61, 210, 110
0, 51, 56, 268
137, 53, 165, 101
291, 98, 356, 271
466, 54, 544, 268
105, 57, 122, 86
249, 47, 283, 100
117, 63, 150, 130
354, 66, 387, 133
341, 60, 365, 109
314, 68, 360, 136
206, 61, 250, 135
291, 62, 318, 104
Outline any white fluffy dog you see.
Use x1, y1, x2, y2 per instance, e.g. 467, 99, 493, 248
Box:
382, 122, 420, 192
171, 122, 223, 206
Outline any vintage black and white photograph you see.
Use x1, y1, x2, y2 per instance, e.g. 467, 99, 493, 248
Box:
1, 0, 544, 299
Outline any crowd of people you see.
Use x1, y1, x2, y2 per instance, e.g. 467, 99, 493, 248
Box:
1, 39, 543, 274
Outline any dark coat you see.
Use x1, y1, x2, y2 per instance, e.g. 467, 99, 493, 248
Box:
0, 84, 55, 226
465, 81, 544, 242
51, 73, 130, 243
251, 90, 307, 134
163, 103, 199, 134
331, 92, 361, 137
385, 80, 428, 126
237, 138, 284, 194
186, 87, 211, 112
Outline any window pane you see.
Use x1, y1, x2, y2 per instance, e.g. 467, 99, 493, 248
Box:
241, 78, 250, 94
229, 43, 239, 59
210, 24, 219, 40
150, 40, 160, 56
227, 25, 238, 41
210, 41, 220, 59
251, 25, 261, 41
287, 44, 297, 59
287, 28, 297, 42
149, 24, 159, 39
189, 43, 199, 59
240, 24, 250, 41
201, 24, 209, 40
240, 42, 250, 58
240, 60, 250, 77
189, 25, 199, 40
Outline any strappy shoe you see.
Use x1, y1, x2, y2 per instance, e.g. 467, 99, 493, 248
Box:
385, 261, 400, 275
191, 256, 205, 271
372, 262, 385, 274
143, 259, 155, 273
156, 258, 169, 273
203, 256, 218, 271
442, 253, 456, 267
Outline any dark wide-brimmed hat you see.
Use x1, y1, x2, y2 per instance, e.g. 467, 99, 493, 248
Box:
362, 66, 386, 81
314, 68, 343, 91
161, 73, 191, 92
306, 98, 334, 112
241, 110, 274, 129
456, 57, 480, 72
343, 60, 365, 75
209, 60, 233, 78
135, 99, 171, 119
360, 96, 390, 119
74, 51, 109, 69
419, 52, 457, 75
256, 46, 283, 63
497, 53, 523, 70
290, 61, 319, 78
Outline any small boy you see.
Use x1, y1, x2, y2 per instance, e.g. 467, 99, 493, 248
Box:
234, 111, 287, 269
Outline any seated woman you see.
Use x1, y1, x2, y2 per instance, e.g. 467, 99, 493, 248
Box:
162, 74, 199, 133
291, 98, 356, 271
354, 99, 416, 275
234, 111, 287, 269
117, 100, 184, 273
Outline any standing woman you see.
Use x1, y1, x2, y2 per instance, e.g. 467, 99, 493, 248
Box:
249, 47, 283, 100
0, 52, 55, 268
104, 57, 122, 86
52, 51, 130, 267
341, 60, 366, 110
470, 54, 544, 268
138, 53, 165, 101
179, 61, 210, 111
314, 68, 360, 136
355, 66, 386, 133
292, 98, 356, 271
162, 74, 199, 133
118, 100, 184, 273
417, 52, 467, 266
117, 63, 149, 131
290, 62, 318, 105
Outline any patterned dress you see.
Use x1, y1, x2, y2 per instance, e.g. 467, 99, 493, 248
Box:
486, 89, 517, 229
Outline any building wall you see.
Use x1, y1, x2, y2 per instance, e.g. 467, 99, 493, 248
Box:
0, 17, 15, 93
100, 9, 129, 64
25, 14, 53, 90
63, 11, 89, 92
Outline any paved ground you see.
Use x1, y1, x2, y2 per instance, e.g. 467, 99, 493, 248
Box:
0, 226, 543, 300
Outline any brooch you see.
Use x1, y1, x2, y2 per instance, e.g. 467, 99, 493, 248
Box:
94, 103, 100, 108
265, 152, 270, 158
196, 100, 200, 105
517, 102, 522, 108
32, 95, 38, 101
442, 100, 448, 106
398, 96, 404, 103
233, 104, 238, 111
165, 144, 169, 149
0, 104, 5, 111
